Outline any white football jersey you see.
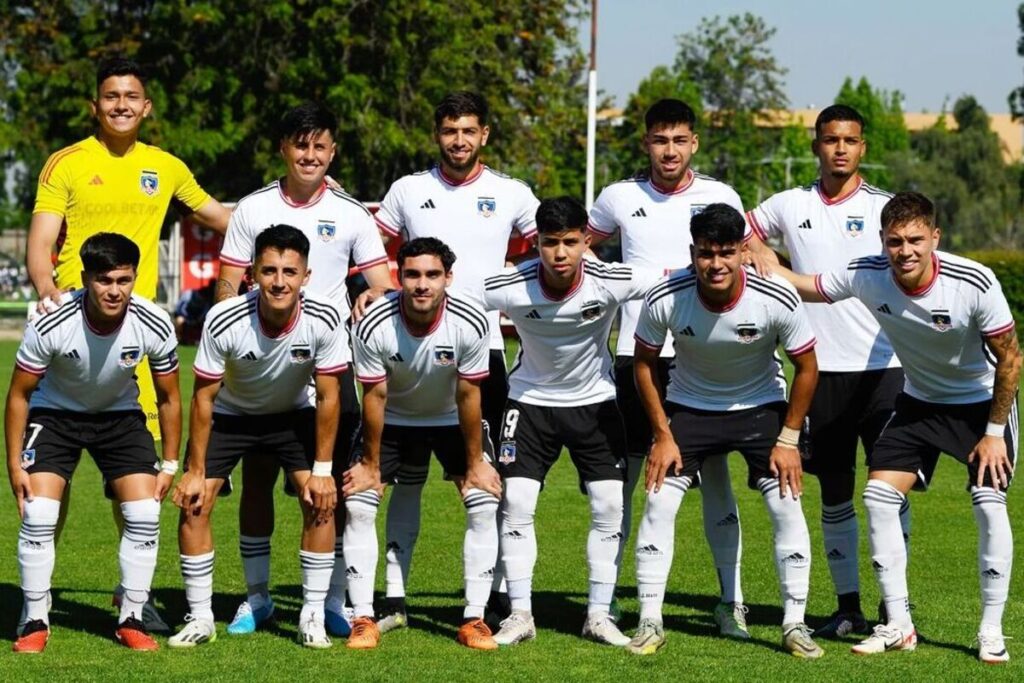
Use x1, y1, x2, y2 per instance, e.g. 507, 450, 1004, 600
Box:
816, 251, 1014, 404
353, 292, 490, 427
375, 164, 540, 349
219, 180, 388, 316
635, 268, 817, 411
483, 257, 660, 407
194, 290, 350, 415
17, 291, 178, 413
588, 171, 747, 357
747, 179, 899, 372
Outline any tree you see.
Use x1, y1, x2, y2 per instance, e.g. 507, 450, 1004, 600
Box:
1009, 2, 1024, 120
834, 76, 909, 188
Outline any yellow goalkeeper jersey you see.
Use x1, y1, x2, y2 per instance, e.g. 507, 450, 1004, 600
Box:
33, 136, 211, 300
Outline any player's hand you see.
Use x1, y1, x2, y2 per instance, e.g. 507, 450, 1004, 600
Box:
342, 461, 383, 497
324, 175, 344, 192
645, 436, 683, 493
744, 249, 774, 278
770, 445, 803, 499
302, 472, 337, 521
33, 288, 65, 318
154, 471, 175, 502
968, 435, 1013, 490
9, 468, 34, 518
462, 459, 503, 498
172, 470, 206, 515
351, 287, 390, 322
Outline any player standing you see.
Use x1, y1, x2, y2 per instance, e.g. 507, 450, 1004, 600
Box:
774, 192, 1021, 663
628, 204, 821, 658
746, 105, 905, 636
341, 237, 502, 650
168, 226, 348, 649
214, 102, 391, 637
8, 233, 181, 652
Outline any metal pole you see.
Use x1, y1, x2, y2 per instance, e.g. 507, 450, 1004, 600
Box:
585, 0, 598, 210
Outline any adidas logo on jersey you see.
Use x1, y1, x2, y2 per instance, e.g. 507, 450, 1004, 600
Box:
420, 199, 436, 209
797, 219, 812, 230
783, 552, 808, 567
631, 207, 648, 218
637, 544, 663, 556
716, 512, 738, 526
525, 309, 542, 320
876, 303, 892, 314
89, 175, 104, 185
241, 351, 258, 361
388, 353, 404, 363
62, 349, 81, 360
827, 548, 846, 561
679, 326, 695, 337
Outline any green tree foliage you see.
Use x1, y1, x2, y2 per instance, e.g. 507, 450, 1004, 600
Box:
834, 76, 909, 188
1009, 2, 1024, 120
0, 0, 587, 223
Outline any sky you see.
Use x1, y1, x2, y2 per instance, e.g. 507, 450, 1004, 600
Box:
585, 0, 1022, 113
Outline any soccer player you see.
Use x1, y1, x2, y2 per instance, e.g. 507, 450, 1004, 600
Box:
628, 203, 822, 658
481, 197, 661, 647
7, 233, 181, 653
341, 237, 502, 651
746, 104, 905, 636
772, 192, 1021, 663
213, 102, 391, 637
587, 98, 753, 637
358, 91, 539, 630
168, 225, 348, 649
27, 57, 230, 631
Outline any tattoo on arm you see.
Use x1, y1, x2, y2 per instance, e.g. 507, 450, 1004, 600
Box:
215, 278, 237, 303
987, 328, 1022, 425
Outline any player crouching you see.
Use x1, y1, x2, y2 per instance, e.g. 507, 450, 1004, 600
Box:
168, 225, 348, 649
8, 233, 182, 652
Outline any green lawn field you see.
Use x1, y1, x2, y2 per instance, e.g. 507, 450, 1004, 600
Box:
0, 340, 1021, 681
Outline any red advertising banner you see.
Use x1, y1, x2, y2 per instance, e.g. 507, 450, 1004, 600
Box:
181, 217, 223, 291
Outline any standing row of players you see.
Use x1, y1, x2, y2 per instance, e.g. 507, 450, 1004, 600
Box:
8, 57, 1020, 662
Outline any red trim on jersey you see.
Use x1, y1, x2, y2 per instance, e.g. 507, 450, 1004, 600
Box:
586, 221, 616, 237
649, 169, 694, 196
40, 146, 83, 185
219, 253, 250, 268
15, 360, 46, 376
814, 274, 835, 303
698, 269, 746, 313
458, 370, 490, 381
816, 178, 863, 206
538, 262, 584, 301
374, 215, 401, 237
399, 295, 445, 337
633, 335, 662, 352
258, 300, 301, 338
193, 366, 224, 381
982, 321, 1016, 338
893, 253, 939, 297
356, 374, 387, 386
315, 363, 349, 376
356, 255, 389, 270
438, 163, 484, 187
277, 179, 327, 208
746, 210, 769, 241
786, 338, 817, 357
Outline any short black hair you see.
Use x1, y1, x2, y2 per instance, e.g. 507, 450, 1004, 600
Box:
535, 196, 588, 235
80, 233, 140, 273
645, 98, 697, 132
254, 224, 310, 262
278, 102, 338, 143
689, 204, 746, 245
96, 57, 146, 93
815, 104, 865, 138
434, 91, 488, 129
881, 191, 936, 231
397, 237, 456, 273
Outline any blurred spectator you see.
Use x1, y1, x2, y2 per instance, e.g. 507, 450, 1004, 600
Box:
174, 280, 217, 343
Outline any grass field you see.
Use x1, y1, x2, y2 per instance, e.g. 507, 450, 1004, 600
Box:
0, 339, 1021, 681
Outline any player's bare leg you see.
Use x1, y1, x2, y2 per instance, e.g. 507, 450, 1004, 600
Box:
228, 456, 279, 635
169, 478, 224, 649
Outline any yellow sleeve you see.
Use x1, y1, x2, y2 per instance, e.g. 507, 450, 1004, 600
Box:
170, 155, 212, 212
32, 148, 75, 217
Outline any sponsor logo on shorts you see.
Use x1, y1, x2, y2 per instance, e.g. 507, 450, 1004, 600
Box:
119, 346, 141, 368
736, 323, 760, 344
846, 216, 865, 236
499, 441, 516, 465
290, 345, 312, 363
931, 309, 952, 331
140, 170, 159, 196
317, 220, 336, 242
434, 345, 455, 366
477, 196, 496, 218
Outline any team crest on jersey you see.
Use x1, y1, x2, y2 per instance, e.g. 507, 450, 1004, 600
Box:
290, 345, 312, 363
690, 204, 707, 217
317, 221, 336, 242
736, 323, 760, 344
434, 345, 456, 366
119, 347, 141, 368
846, 216, 865, 236
499, 442, 517, 465
140, 170, 159, 196
580, 300, 603, 321
931, 309, 953, 332
477, 197, 496, 218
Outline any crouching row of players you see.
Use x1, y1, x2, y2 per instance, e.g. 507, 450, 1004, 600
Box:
8, 193, 1019, 663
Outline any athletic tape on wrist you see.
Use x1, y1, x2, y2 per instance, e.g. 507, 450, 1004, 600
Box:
160, 459, 179, 475
312, 461, 333, 477
775, 426, 800, 448
985, 422, 1006, 438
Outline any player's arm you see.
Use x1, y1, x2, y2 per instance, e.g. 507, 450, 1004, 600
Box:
970, 327, 1022, 489
173, 376, 219, 515
456, 377, 502, 497
215, 263, 246, 303
772, 347, 818, 500
343, 380, 386, 496
361, 263, 394, 292
5, 369, 42, 517
769, 263, 827, 303
151, 369, 182, 502
634, 344, 681, 493
303, 373, 340, 517
190, 198, 232, 236
26, 212, 65, 313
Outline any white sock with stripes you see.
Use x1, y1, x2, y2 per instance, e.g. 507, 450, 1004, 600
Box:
972, 486, 1012, 634
758, 478, 811, 625
463, 488, 500, 620
18, 497, 60, 626
299, 550, 334, 623
863, 479, 911, 629
180, 552, 215, 621
118, 499, 161, 623
821, 500, 859, 597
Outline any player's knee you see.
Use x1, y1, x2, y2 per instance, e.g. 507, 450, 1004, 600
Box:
22, 497, 61, 536
120, 497, 161, 524
345, 491, 381, 526
585, 479, 623, 531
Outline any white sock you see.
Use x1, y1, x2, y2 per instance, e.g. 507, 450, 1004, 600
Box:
617, 456, 645, 568
463, 488, 500, 620
899, 497, 912, 557
118, 498, 161, 623
384, 482, 423, 599
972, 486, 1012, 633
180, 552, 215, 621
239, 534, 271, 609
821, 500, 859, 597
635, 476, 690, 622
326, 536, 347, 615
700, 455, 743, 604
19, 497, 60, 625
299, 550, 334, 623
501, 477, 541, 613
343, 491, 381, 618
585, 479, 624, 616
863, 480, 911, 628
758, 478, 811, 626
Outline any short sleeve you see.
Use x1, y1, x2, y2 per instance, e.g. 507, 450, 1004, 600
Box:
314, 318, 351, 376
219, 203, 255, 267
592, 261, 662, 303
32, 151, 73, 218
15, 324, 51, 376
481, 268, 517, 313
746, 193, 784, 242
776, 298, 817, 357
352, 328, 387, 384
351, 209, 389, 270
374, 181, 405, 238
633, 288, 670, 352
193, 322, 227, 380
815, 265, 858, 304
587, 187, 618, 238
147, 310, 180, 376
512, 183, 540, 239
171, 157, 212, 212
975, 278, 1016, 338
457, 329, 490, 381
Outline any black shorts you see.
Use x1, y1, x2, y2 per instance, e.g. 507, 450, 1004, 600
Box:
495, 399, 626, 484
804, 368, 904, 476
20, 409, 157, 484
667, 401, 788, 490
615, 355, 672, 458
191, 409, 317, 480
350, 421, 495, 484
870, 393, 1019, 490
481, 349, 509, 450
